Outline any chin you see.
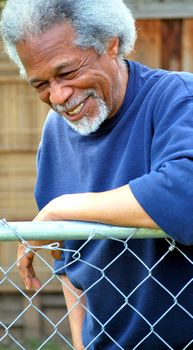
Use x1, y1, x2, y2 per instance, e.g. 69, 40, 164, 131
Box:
64, 105, 109, 135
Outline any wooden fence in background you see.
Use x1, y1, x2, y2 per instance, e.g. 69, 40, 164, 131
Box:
0, 41, 49, 221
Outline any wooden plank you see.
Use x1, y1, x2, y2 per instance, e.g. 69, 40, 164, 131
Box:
0, 41, 18, 75
0, 291, 70, 344
161, 19, 182, 70
0, 76, 25, 83
182, 19, 193, 72
1, 0, 193, 18
0, 152, 37, 220
0, 81, 48, 151
129, 20, 161, 69
128, 0, 193, 19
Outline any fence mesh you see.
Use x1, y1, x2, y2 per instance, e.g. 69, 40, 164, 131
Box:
0, 219, 192, 350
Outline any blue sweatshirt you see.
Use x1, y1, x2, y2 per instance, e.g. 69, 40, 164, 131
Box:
35, 61, 193, 349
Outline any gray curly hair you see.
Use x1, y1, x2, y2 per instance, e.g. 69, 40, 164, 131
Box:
1, 0, 136, 77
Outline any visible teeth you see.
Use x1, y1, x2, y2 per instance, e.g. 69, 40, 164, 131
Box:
68, 102, 84, 116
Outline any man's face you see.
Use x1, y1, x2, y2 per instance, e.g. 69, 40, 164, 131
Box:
16, 23, 128, 135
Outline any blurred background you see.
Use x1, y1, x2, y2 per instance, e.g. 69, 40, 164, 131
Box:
0, 0, 193, 348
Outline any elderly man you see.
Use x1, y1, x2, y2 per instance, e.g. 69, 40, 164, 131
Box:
1, 0, 193, 349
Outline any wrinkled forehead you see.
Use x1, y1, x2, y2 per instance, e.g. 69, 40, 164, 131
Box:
15, 22, 81, 78
16, 22, 77, 64
15, 22, 97, 82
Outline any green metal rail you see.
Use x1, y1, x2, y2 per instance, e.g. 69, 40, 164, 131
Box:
0, 221, 168, 241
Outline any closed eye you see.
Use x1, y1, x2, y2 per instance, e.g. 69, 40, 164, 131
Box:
58, 68, 79, 79
32, 81, 49, 91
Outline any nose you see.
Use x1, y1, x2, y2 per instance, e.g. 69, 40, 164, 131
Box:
49, 82, 73, 105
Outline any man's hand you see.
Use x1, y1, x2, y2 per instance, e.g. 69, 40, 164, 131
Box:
17, 241, 41, 290
17, 238, 63, 291
17, 194, 86, 291
17, 208, 63, 290
17, 203, 64, 291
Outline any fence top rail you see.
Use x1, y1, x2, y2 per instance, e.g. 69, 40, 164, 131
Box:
0, 220, 168, 241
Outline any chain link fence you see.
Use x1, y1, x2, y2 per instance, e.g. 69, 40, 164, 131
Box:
0, 220, 192, 350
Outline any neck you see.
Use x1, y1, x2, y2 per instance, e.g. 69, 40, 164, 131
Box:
110, 59, 129, 118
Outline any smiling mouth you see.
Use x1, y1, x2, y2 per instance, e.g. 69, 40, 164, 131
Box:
67, 102, 85, 116
53, 93, 94, 121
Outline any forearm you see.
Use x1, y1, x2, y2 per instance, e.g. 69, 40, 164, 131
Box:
45, 184, 158, 228
61, 275, 85, 350
83, 185, 158, 228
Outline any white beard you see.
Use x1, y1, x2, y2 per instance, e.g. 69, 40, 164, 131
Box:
52, 89, 109, 136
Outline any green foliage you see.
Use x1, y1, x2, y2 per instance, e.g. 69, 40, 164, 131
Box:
0, 337, 70, 350
0, 0, 6, 10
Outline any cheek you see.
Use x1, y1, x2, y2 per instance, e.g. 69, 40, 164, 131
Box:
94, 79, 113, 110
103, 83, 114, 112
90, 98, 100, 114
38, 90, 50, 104
80, 70, 108, 96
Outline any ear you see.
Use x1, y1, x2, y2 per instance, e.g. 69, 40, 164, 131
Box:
107, 37, 120, 58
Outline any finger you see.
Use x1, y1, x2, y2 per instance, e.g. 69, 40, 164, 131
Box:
17, 244, 40, 290
31, 276, 41, 291
22, 274, 41, 291
17, 258, 33, 289
19, 263, 41, 290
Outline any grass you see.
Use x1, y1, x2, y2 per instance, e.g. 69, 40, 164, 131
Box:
0, 340, 70, 350
0, 348, 63, 350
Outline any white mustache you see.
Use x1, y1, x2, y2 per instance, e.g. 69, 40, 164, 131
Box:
52, 89, 98, 114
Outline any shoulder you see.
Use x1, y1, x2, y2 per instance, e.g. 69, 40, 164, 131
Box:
171, 71, 193, 97
150, 71, 193, 130
128, 62, 193, 117
130, 61, 193, 97
144, 68, 193, 113
155, 70, 193, 98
